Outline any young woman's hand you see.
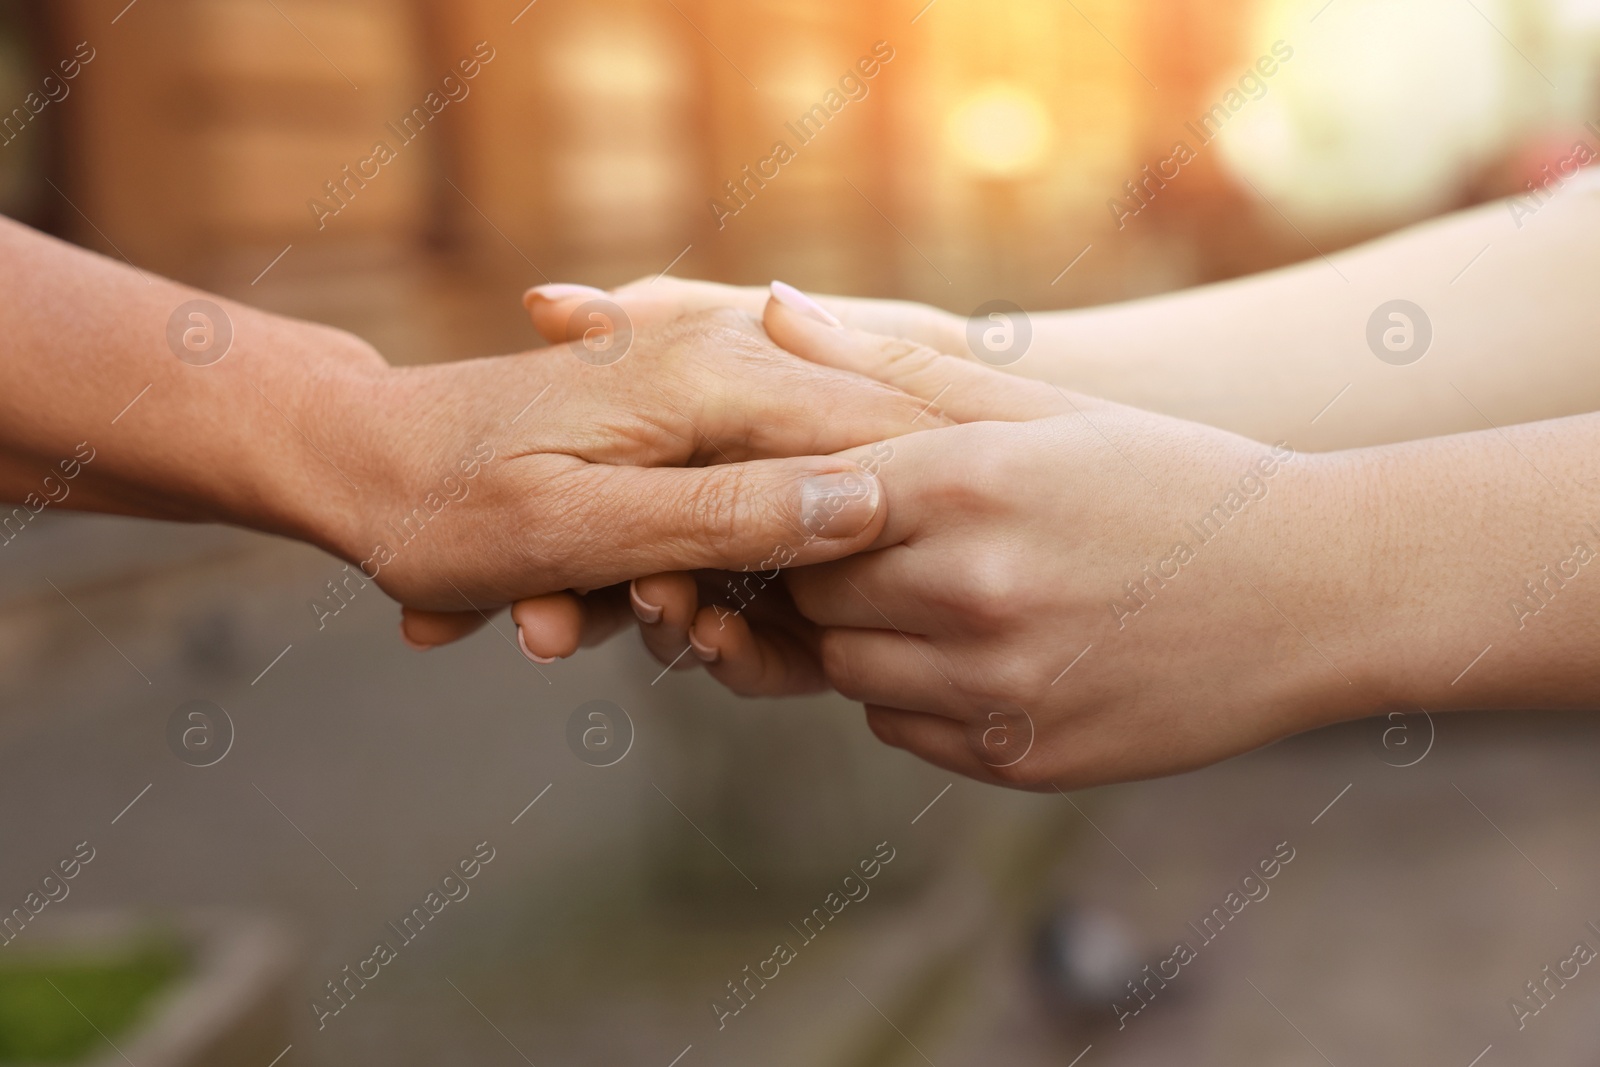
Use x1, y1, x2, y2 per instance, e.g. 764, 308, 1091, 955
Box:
595, 285, 1379, 788
785, 414, 1361, 791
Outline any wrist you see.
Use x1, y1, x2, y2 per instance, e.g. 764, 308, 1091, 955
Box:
305, 356, 516, 601
1253, 446, 1401, 731
266, 329, 399, 563
1328, 436, 1525, 716
1274, 438, 1523, 728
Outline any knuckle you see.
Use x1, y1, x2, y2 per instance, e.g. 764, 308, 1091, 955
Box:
875, 338, 958, 410
954, 437, 1025, 488
877, 336, 939, 374
531, 467, 595, 563
937, 552, 1027, 628
683, 467, 752, 555
932, 441, 1031, 513
503, 464, 583, 582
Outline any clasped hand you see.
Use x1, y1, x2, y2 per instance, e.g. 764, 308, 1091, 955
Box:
401, 278, 1364, 792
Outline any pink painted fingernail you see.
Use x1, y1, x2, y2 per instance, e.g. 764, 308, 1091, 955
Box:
630, 581, 663, 625
689, 632, 719, 664
770, 280, 842, 327
523, 283, 607, 309
517, 626, 558, 665
400, 621, 433, 652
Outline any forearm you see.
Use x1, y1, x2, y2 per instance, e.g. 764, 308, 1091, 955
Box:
0, 217, 386, 555
1294, 410, 1600, 723
1015, 190, 1600, 450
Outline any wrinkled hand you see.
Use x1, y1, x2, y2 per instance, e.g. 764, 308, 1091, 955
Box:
355, 305, 950, 649
502, 275, 969, 677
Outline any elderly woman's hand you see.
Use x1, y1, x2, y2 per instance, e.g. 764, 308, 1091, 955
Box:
369, 305, 950, 650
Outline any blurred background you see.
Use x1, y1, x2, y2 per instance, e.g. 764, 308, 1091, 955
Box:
3, 0, 1600, 1064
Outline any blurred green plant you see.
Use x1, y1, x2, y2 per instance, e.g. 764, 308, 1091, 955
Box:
0, 939, 187, 1064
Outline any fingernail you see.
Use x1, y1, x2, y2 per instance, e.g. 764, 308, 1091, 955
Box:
523, 283, 607, 309
517, 626, 558, 665
770, 280, 842, 327
689, 632, 720, 664
400, 620, 433, 652
801, 471, 881, 539
629, 581, 663, 625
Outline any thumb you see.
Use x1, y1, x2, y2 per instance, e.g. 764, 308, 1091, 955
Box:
764, 281, 1084, 422
550, 458, 888, 589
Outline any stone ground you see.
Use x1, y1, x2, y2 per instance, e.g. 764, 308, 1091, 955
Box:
4, 509, 1599, 1067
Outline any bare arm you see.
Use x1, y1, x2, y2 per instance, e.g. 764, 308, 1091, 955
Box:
0, 214, 382, 547
0, 217, 954, 651
1028, 184, 1600, 450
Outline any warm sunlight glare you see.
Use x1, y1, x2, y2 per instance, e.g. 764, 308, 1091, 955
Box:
946, 83, 1055, 178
